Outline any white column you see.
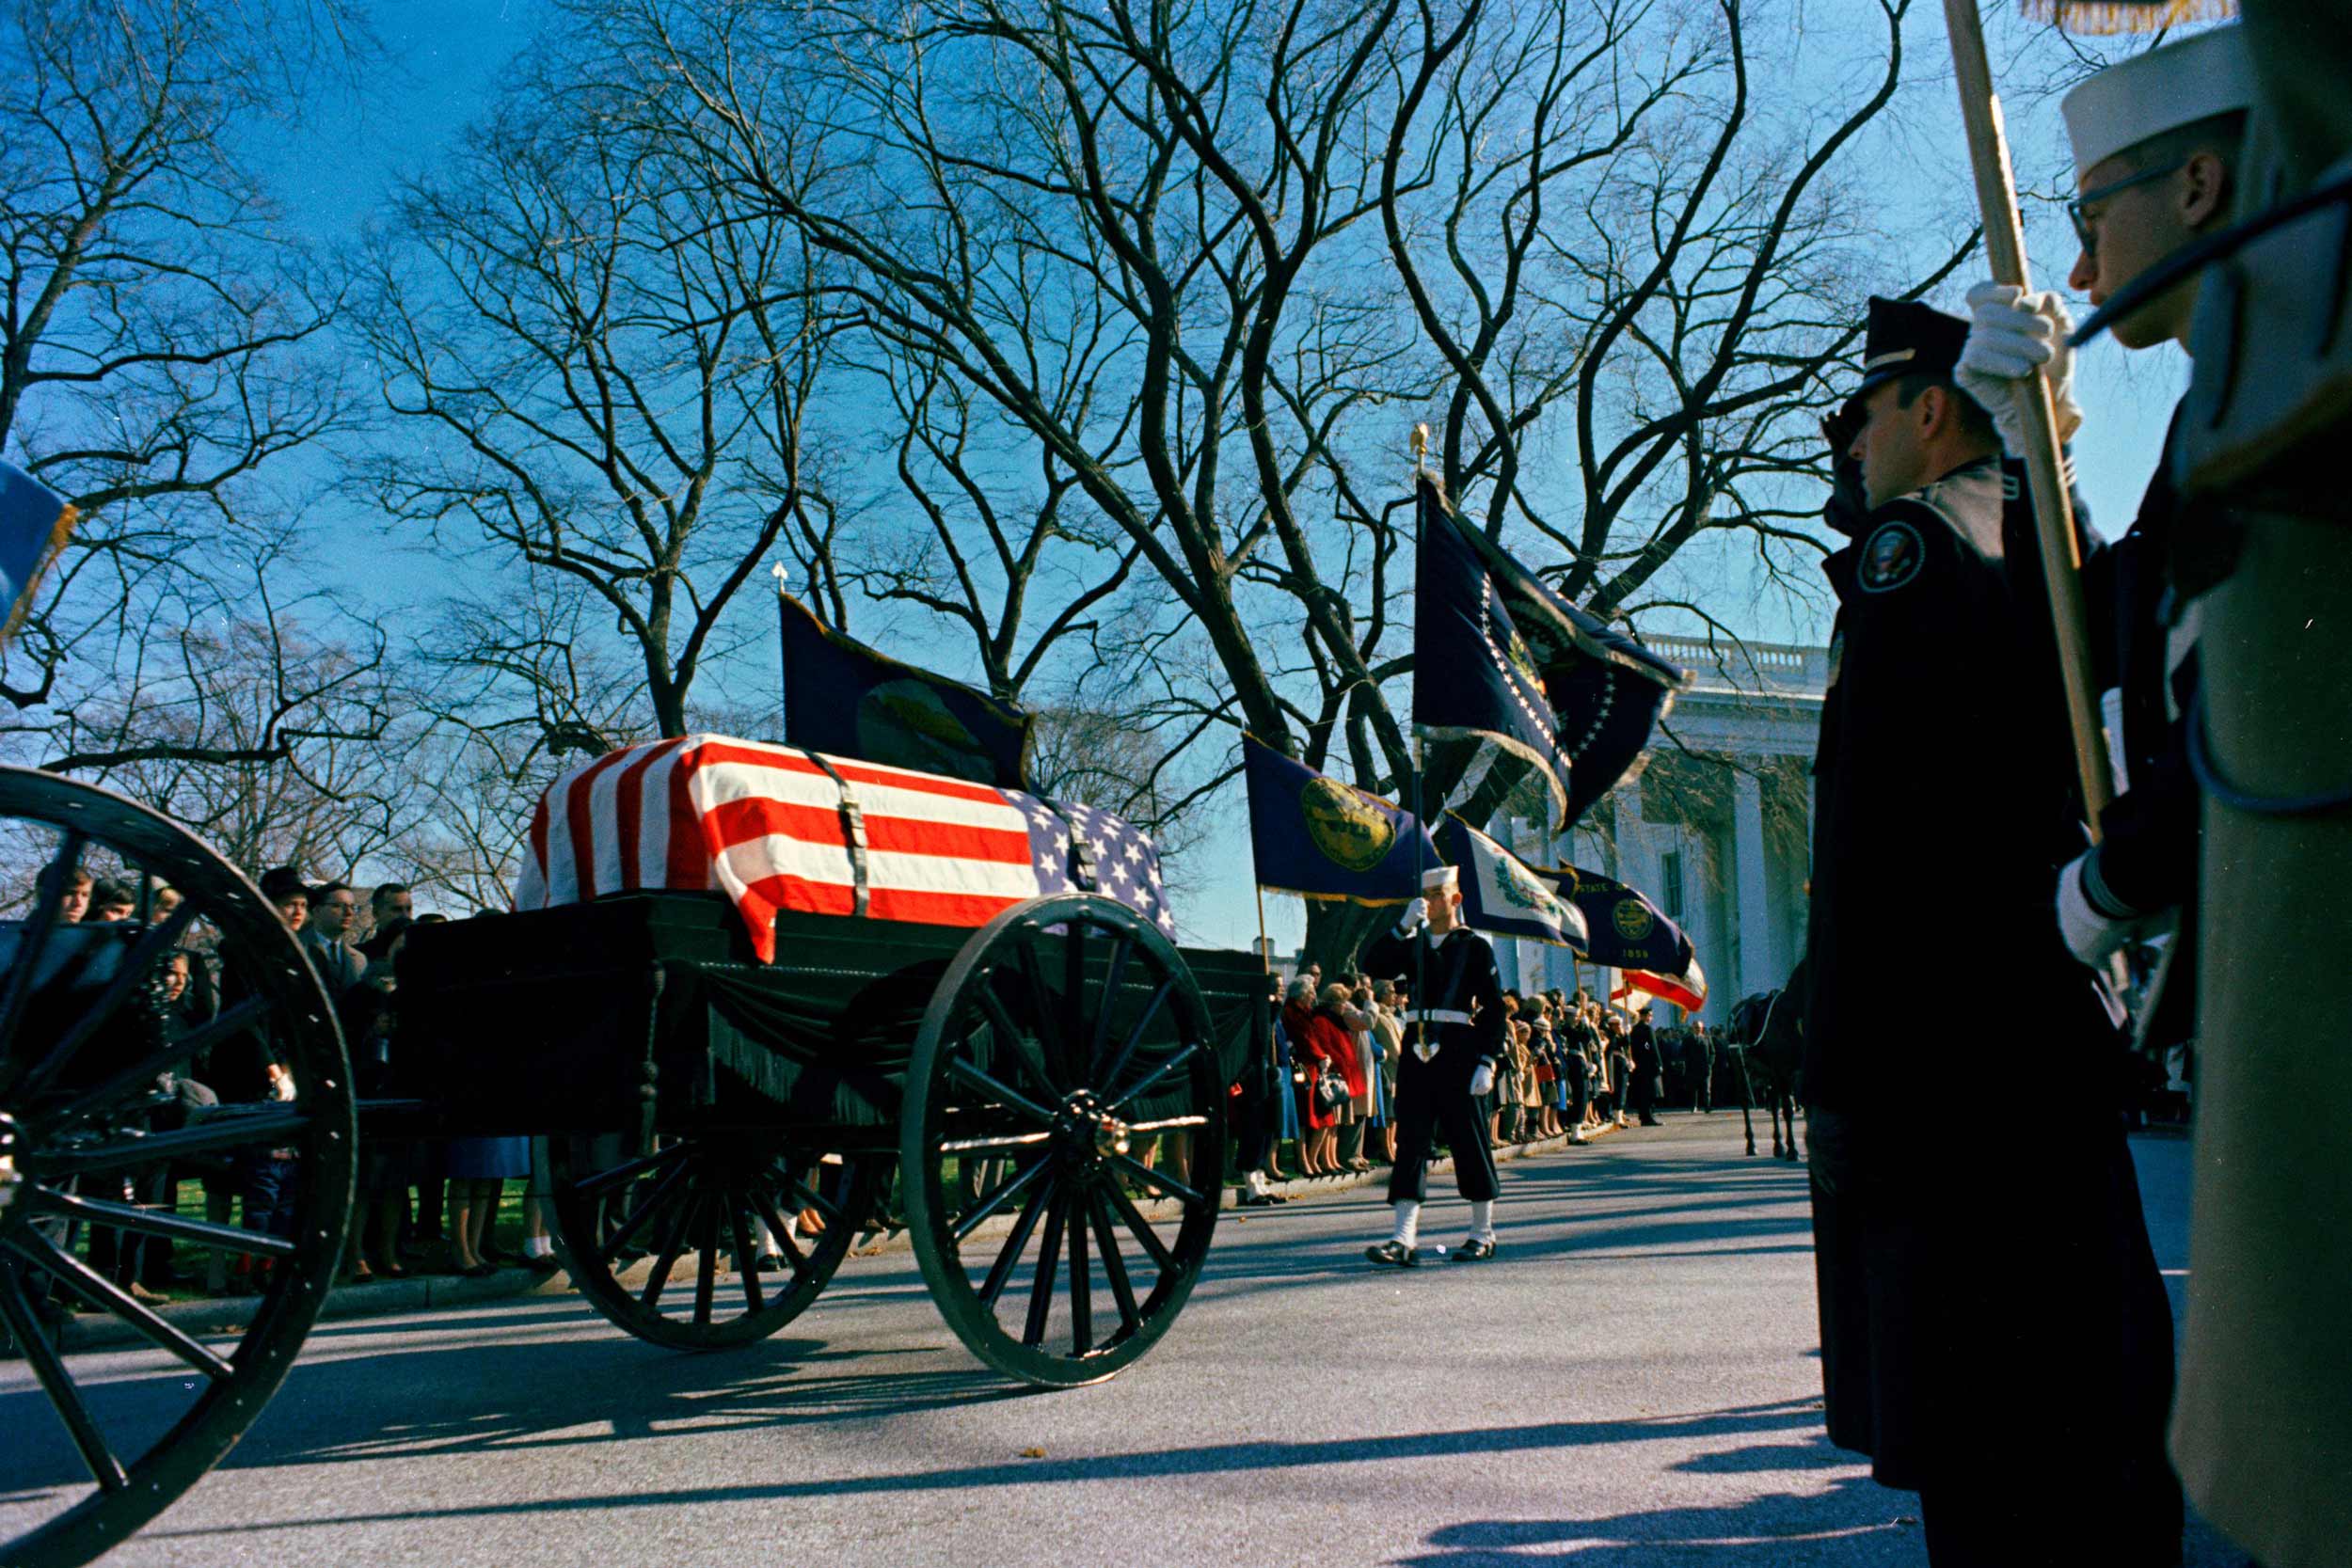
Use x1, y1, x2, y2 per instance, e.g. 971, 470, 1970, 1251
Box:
1733, 767, 1773, 998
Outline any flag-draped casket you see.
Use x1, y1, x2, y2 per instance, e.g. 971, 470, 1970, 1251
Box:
513, 735, 1178, 962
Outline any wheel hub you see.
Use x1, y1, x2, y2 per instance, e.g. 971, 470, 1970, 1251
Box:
1055, 1089, 1129, 1171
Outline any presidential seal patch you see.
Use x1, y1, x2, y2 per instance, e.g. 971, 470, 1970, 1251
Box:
1856, 519, 1924, 594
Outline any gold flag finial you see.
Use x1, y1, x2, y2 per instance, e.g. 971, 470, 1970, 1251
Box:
1411, 422, 1430, 472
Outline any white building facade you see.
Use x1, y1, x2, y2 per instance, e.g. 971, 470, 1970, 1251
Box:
1489, 635, 1829, 1025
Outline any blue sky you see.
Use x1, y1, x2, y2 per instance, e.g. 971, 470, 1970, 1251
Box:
248, 0, 2188, 953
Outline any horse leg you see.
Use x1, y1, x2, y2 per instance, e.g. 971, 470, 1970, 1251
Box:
1778, 1093, 1801, 1162
1737, 1053, 1758, 1157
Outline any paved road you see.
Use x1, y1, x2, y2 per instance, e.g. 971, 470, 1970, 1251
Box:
4, 1115, 2228, 1567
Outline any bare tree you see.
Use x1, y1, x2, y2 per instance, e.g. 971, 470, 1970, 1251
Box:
352, 34, 847, 744
0, 0, 362, 721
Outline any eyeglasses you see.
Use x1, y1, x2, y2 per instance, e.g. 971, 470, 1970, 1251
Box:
2067, 160, 2185, 257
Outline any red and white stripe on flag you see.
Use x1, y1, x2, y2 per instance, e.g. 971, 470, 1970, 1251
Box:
513, 735, 1043, 961
1614, 963, 1708, 1013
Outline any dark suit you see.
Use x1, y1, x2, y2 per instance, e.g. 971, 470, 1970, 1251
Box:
1804, 456, 2181, 1561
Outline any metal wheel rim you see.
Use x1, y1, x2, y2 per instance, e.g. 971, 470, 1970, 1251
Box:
0, 766, 355, 1568
901, 894, 1223, 1388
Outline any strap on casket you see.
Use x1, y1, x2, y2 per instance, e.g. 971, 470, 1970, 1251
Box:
800, 750, 871, 917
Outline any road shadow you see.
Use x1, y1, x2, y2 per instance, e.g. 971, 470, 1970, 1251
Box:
123, 1397, 1837, 1544
0, 1324, 1029, 1498
1392, 1475, 1918, 1567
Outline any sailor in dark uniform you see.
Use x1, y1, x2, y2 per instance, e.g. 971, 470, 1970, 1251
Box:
1359, 865, 1502, 1266
1804, 298, 2181, 1565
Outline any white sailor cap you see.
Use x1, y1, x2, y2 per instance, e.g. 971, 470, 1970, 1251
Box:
1421, 864, 1458, 894
2061, 26, 2256, 181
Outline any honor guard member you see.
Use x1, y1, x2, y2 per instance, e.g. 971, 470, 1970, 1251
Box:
1804, 298, 2182, 1566
1976, 23, 2352, 1567
1955, 27, 2254, 1035
1359, 864, 1502, 1266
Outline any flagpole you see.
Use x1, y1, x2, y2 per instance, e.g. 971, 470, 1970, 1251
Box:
1254, 880, 1271, 979
1941, 0, 2113, 833
771, 562, 791, 748
1409, 425, 1431, 1053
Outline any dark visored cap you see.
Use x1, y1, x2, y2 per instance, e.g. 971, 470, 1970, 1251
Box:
1844, 295, 1970, 415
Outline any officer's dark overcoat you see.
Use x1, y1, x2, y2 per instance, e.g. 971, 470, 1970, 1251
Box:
1802, 455, 2178, 1506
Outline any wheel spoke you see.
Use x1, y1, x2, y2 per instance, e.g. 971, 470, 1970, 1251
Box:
692, 1200, 719, 1327
0, 829, 85, 1083
1103, 1180, 1176, 1272
973, 986, 1059, 1102
570, 1140, 692, 1202
4, 1231, 232, 1380
786, 1169, 848, 1227
1013, 941, 1069, 1086
977, 1175, 1056, 1308
748, 1184, 809, 1275
1107, 1151, 1203, 1209
952, 1153, 1051, 1243
723, 1196, 765, 1315
1086, 934, 1134, 1080
1122, 1115, 1210, 1134
594, 1156, 694, 1266
1021, 1189, 1069, 1348
36, 1185, 296, 1258
1068, 1188, 1092, 1356
40, 1110, 310, 1179
40, 996, 270, 1134
639, 1183, 703, 1310
14, 902, 200, 1102
1107, 1037, 1201, 1115
938, 1131, 1052, 1156
945, 1056, 1057, 1128
1095, 977, 1174, 1098
1086, 1190, 1144, 1336
0, 1264, 128, 1493
1061, 911, 1088, 1080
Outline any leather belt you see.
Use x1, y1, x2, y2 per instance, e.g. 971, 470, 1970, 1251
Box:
1406, 1008, 1473, 1026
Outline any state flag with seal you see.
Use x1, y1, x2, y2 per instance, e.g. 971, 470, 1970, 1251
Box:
1435, 814, 1589, 949
1, 459, 78, 641
1561, 864, 1708, 1011
779, 591, 1035, 791
1243, 736, 1438, 906
1412, 476, 1689, 830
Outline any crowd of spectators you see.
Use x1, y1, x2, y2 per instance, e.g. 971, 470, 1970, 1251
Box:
42, 867, 559, 1299
1242, 961, 1734, 1204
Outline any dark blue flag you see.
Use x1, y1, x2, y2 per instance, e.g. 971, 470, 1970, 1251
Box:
2, 460, 76, 641
1413, 478, 1571, 826
1556, 864, 1708, 1010
1244, 736, 1438, 906
1435, 814, 1589, 949
780, 592, 1034, 790
1414, 477, 1689, 828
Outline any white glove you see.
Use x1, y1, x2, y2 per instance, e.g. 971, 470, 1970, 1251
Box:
1468, 1062, 1495, 1097
1957, 280, 2084, 453
2055, 849, 2150, 969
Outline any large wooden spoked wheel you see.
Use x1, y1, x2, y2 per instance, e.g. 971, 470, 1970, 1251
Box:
0, 767, 354, 1568
541, 1130, 882, 1352
901, 894, 1223, 1387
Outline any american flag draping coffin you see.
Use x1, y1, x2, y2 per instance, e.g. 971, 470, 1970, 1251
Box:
511, 735, 1177, 962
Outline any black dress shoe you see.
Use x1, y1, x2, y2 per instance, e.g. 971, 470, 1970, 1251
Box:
1452, 1236, 1498, 1262
1364, 1240, 1421, 1268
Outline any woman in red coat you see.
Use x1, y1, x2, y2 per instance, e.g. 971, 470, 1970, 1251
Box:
1296, 984, 1361, 1178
